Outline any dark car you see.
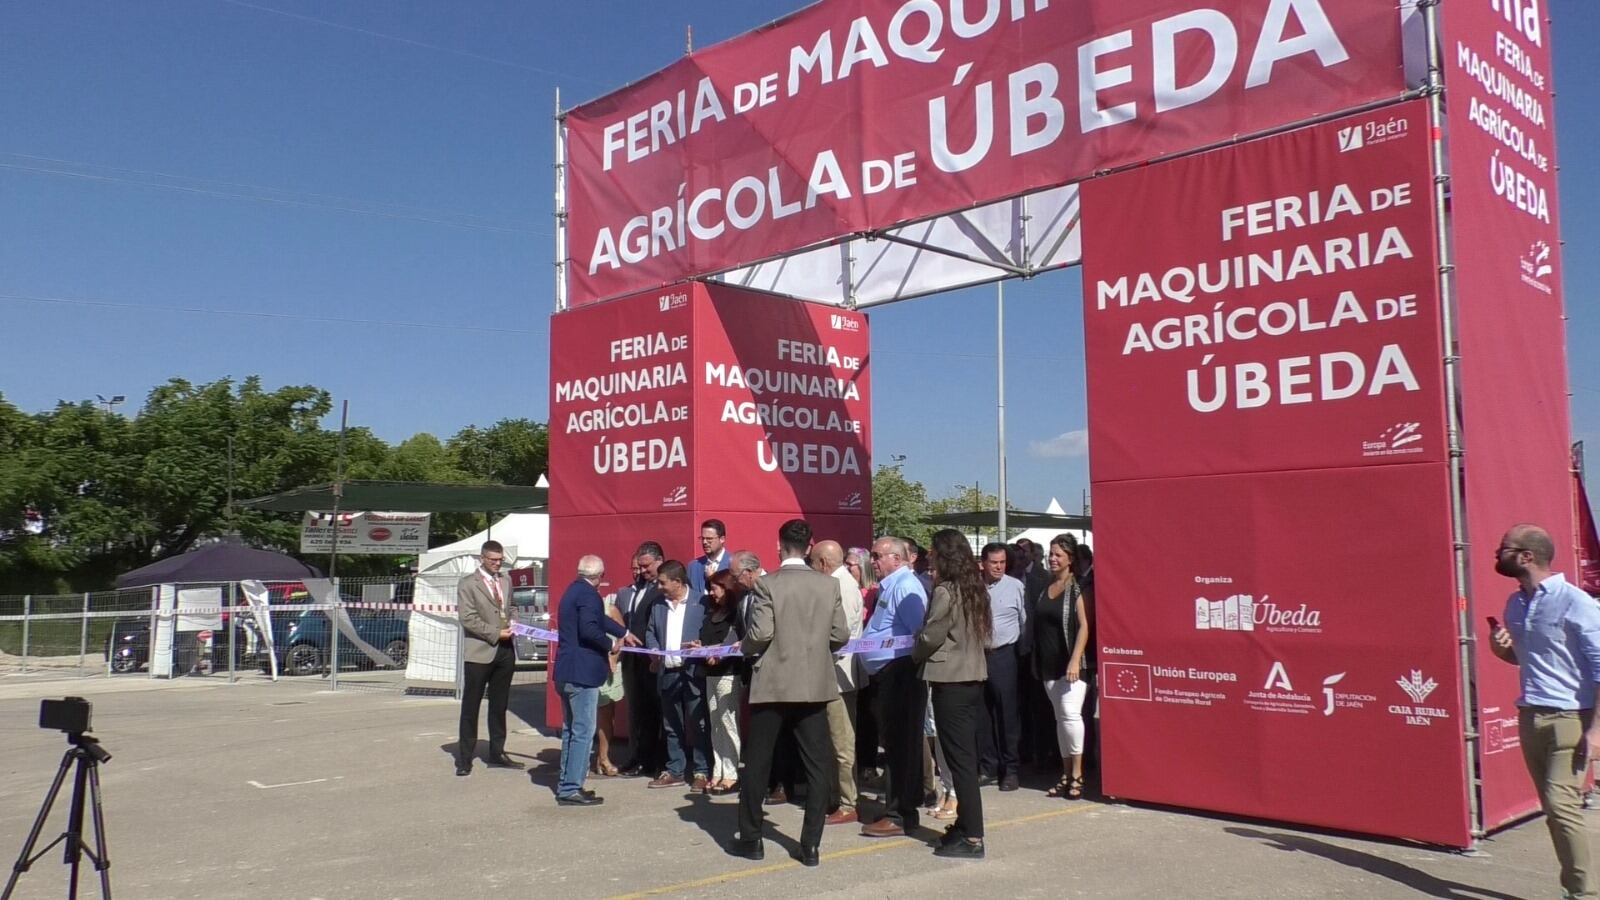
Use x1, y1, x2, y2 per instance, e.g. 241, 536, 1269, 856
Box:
265, 605, 411, 676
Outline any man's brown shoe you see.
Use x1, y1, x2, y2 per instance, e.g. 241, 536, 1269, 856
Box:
860, 818, 905, 838
825, 808, 859, 826
764, 787, 788, 806
691, 775, 709, 793
648, 772, 686, 789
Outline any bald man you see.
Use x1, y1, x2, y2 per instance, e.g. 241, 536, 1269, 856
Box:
812, 540, 866, 824
1489, 523, 1600, 899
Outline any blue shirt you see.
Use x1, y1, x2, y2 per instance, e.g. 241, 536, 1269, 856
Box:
985, 574, 1027, 649
861, 566, 927, 675
1505, 573, 1600, 710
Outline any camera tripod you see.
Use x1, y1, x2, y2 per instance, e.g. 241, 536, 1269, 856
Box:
3, 733, 112, 900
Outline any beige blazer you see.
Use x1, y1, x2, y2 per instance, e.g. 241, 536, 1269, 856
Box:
744, 562, 850, 704
831, 565, 865, 692
915, 582, 988, 683
457, 570, 512, 665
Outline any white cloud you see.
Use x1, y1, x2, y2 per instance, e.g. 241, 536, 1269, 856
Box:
1028, 429, 1088, 459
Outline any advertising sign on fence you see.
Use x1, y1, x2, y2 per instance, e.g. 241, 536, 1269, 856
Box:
563, 0, 1413, 305
1440, 0, 1575, 831
1083, 101, 1472, 846
299, 512, 431, 555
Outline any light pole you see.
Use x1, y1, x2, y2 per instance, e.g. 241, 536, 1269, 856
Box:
95, 394, 125, 414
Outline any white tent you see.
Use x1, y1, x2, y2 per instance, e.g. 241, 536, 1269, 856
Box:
1010, 498, 1093, 551
404, 512, 550, 684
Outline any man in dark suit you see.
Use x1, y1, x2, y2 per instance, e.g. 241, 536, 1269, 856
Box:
618, 542, 666, 777
553, 554, 639, 806
732, 519, 850, 867
646, 560, 710, 790
687, 518, 732, 594
455, 540, 521, 776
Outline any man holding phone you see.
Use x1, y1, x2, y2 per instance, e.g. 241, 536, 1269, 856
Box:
1488, 523, 1600, 900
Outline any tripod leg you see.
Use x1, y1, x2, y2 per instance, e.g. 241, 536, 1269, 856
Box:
2, 750, 74, 900
86, 762, 111, 899
66, 757, 88, 900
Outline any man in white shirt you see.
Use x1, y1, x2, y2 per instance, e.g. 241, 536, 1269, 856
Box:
646, 561, 710, 791
812, 540, 865, 825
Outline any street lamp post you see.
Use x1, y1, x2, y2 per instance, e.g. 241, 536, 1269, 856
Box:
95, 394, 125, 414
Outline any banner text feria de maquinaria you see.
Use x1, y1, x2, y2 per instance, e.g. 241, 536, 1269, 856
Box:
564, 0, 1409, 304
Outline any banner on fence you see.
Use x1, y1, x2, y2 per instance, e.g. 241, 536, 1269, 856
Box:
299, 512, 430, 555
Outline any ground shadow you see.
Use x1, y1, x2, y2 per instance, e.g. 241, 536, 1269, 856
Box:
508, 683, 557, 738
436, 742, 547, 783
1225, 828, 1524, 900
674, 789, 821, 861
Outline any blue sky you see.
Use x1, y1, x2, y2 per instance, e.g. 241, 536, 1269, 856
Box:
2, 1, 1596, 513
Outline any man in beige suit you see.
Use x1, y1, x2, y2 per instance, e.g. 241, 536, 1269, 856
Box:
732, 520, 850, 867
456, 540, 520, 776
811, 540, 865, 825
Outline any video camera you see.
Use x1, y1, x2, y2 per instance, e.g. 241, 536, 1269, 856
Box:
39, 696, 92, 735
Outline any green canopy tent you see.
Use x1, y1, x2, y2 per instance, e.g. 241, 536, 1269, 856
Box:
238, 481, 546, 514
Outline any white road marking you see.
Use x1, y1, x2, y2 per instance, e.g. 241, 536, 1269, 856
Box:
247, 776, 344, 790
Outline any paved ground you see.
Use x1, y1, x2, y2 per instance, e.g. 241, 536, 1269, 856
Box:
0, 675, 1560, 899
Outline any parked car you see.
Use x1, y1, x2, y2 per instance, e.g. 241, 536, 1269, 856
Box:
264, 605, 411, 676
510, 585, 550, 664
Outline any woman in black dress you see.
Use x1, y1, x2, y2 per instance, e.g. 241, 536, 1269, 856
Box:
1030, 535, 1092, 799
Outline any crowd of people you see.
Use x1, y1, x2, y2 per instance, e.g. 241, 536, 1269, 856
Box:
455, 517, 1099, 866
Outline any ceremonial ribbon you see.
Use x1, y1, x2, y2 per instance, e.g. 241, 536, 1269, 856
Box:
509, 621, 913, 658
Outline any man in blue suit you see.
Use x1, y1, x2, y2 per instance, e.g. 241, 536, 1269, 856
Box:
646, 560, 711, 791
687, 518, 731, 594
554, 554, 638, 806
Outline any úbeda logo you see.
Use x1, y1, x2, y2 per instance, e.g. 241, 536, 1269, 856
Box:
1193, 593, 1323, 634
1520, 240, 1553, 294
1338, 114, 1409, 153
836, 491, 863, 511
661, 485, 688, 508
1362, 422, 1424, 458
828, 313, 860, 333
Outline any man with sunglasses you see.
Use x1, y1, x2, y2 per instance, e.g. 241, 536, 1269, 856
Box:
1489, 524, 1600, 900
859, 536, 928, 838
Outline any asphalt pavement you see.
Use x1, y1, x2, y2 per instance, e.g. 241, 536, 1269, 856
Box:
0, 674, 1556, 899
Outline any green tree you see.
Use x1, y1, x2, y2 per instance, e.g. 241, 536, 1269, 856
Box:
871, 463, 931, 545
447, 419, 549, 486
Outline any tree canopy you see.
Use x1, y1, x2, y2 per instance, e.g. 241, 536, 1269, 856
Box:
0, 379, 549, 593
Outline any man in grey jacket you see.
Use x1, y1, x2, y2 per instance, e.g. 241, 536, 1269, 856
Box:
456, 540, 520, 776
732, 520, 850, 867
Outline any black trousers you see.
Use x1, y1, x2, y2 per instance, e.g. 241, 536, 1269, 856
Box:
872, 657, 927, 829
855, 679, 880, 773
738, 702, 834, 849
979, 643, 1022, 778
622, 656, 665, 772
459, 642, 515, 763
932, 681, 985, 840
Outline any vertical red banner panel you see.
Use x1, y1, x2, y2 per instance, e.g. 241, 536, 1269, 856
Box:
1440, 1, 1575, 831
547, 284, 872, 728
1082, 101, 1472, 845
